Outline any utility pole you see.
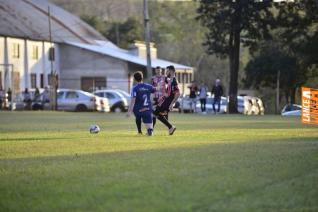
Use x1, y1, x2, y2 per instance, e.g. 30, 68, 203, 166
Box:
48, 6, 57, 110
143, 0, 152, 81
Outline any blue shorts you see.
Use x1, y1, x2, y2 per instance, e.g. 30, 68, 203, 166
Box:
134, 110, 153, 124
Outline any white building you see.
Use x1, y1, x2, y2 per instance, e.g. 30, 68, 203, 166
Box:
0, 0, 193, 97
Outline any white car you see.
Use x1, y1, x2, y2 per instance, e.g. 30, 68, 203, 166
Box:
281, 104, 301, 116
94, 89, 129, 112
236, 96, 265, 115
177, 95, 227, 113
33, 89, 110, 112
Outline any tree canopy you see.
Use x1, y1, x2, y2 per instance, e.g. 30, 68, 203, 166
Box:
196, 0, 274, 113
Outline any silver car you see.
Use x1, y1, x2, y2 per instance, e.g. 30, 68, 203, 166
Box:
33, 89, 110, 112
94, 89, 129, 112
281, 104, 301, 116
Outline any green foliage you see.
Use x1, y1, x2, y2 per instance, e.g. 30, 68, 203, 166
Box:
106, 17, 143, 48
245, 0, 318, 104
196, 0, 275, 113
80, 15, 107, 35
244, 42, 297, 90
0, 112, 318, 211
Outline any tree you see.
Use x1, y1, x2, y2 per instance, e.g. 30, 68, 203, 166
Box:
244, 42, 299, 105
196, 0, 274, 113
245, 0, 318, 106
106, 17, 143, 48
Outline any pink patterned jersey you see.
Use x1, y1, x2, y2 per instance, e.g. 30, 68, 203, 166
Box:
151, 75, 167, 99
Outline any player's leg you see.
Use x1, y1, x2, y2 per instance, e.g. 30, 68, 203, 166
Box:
154, 106, 176, 135
142, 111, 153, 136
212, 99, 216, 114
134, 112, 142, 134
152, 98, 158, 128
217, 98, 221, 112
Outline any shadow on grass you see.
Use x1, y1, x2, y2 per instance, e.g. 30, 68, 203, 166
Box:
0, 137, 74, 142
1, 135, 317, 163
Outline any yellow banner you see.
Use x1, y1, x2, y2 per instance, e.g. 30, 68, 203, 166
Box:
302, 87, 318, 125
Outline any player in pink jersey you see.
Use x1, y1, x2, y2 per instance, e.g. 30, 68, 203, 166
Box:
151, 66, 168, 128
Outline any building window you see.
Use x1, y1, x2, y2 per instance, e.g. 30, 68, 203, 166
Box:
189, 73, 193, 82
31, 73, 37, 88
12, 43, 20, 58
49, 47, 55, 61
40, 74, 44, 88
32, 46, 39, 60
81, 77, 106, 92
177, 73, 181, 83
0, 71, 2, 89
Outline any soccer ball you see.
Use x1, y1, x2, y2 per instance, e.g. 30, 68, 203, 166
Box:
89, 125, 100, 134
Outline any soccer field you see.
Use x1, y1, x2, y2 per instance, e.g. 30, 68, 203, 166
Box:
0, 111, 317, 211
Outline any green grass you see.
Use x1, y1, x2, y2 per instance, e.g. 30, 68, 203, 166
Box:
0, 111, 317, 211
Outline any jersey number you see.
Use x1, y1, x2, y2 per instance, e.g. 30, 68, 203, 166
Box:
143, 94, 149, 106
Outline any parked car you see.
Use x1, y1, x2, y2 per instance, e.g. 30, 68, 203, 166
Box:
234, 96, 265, 115
114, 89, 131, 105
176, 95, 264, 115
32, 89, 110, 112
94, 89, 128, 112
176, 95, 227, 113
281, 104, 301, 116
8, 88, 44, 110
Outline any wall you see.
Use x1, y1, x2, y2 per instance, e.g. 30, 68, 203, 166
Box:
59, 44, 130, 92
0, 36, 60, 93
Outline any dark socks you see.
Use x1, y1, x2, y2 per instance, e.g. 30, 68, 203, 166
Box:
153, 117, 156, 127
136, 118, 142, 134
147, 128, 153, 136
157, 114, 172, 129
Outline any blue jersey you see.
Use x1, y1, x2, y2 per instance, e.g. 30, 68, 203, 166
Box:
131, 83, 156, 113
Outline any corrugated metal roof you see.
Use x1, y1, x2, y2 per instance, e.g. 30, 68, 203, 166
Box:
0, 0, 106, 44
67, 41, 193, 70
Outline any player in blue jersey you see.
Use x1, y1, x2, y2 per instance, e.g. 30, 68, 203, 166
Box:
127, 71, 156, 136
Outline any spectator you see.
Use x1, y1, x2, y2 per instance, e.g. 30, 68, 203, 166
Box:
7, 88, 12, 108
199, 82, 208, 113
0, 87, 4, 109
211, 79, 223, 114
42, 86, 50, 104
189, 84, 197, 113
23, 88, 32, 110
34, 87, 40, 101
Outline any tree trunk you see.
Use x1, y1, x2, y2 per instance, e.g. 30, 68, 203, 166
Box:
228, 2, 241, 114
290, 87, 296, 104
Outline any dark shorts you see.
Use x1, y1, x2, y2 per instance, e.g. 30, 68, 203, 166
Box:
134, 110, 153, 124
154, 100, 170, 116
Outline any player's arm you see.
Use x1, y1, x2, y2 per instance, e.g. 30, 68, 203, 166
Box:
169, 80, 180, 111
169, 90, 180, 111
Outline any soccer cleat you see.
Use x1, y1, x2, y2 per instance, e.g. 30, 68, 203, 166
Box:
169, 126, 176, 135
147, 128, 153, 136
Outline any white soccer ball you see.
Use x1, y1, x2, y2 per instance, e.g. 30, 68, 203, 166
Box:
89, 124, 100, 134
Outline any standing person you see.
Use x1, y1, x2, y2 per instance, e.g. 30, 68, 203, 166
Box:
189, 84, 197, 113
23, 88, 32, 110
0, 87, 4, 109
34, 87, 40, 101
127, 71, 156, 136
153, 65, 180, 135
199, 82, 208, 113
211, 79, 223, 114
151, 66, 167, 128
